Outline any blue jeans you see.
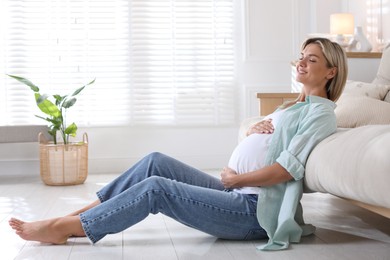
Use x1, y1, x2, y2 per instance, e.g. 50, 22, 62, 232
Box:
80, 152, 267, 243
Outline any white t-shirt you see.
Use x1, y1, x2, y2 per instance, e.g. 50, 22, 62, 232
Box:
228, 109, 285, 194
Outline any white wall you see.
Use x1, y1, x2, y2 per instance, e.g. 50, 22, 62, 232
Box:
238, 0, 300, 118
1, 0, 388, 177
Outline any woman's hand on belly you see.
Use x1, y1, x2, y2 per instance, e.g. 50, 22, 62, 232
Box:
247, 119, 274, 136
221, 163, 294, 188
220, 167, 239, 189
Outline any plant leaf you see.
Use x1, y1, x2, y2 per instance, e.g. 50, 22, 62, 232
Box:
62, 97, 77, 109
36, 94, 50, 104
35, 115, 53, 124
71, 78, 95, 96
35, 93, 61, 117
53, 94, 65, 106
7, 74, 40, 92
65, 123, 77, 137
36, 115, 61, 127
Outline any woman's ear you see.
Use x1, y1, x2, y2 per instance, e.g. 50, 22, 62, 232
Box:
326, 67, 337, 79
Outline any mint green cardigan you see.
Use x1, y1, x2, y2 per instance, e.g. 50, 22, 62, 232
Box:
257, 95, 337, 251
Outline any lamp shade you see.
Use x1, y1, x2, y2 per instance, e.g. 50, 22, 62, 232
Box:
330, 13, 354, 35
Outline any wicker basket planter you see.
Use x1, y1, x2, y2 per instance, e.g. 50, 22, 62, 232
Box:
39, 132, 88, 186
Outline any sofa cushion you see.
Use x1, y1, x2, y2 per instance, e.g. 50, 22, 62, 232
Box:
305, 125, 390, 208
343, 80, 390, 100
335, 94, 390, 128
385, 92, 390, 103
373, 44, 390, 85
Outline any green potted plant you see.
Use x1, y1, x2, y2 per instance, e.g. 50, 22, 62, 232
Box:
7, 74, 95, 185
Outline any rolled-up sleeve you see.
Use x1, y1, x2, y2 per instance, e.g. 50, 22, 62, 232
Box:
276, 104, 337, 180
276, 150, 305, 180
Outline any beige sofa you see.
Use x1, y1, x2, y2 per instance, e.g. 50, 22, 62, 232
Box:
240, 45, 390, 218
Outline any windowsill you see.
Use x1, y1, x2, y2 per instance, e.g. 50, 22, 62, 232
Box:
0, 125, 50, 143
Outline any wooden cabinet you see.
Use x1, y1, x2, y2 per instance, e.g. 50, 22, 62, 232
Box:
346, 52, 382, 82
256, 93, 299, 116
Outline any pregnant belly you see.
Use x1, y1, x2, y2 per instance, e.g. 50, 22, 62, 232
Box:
228, 133, 272, 174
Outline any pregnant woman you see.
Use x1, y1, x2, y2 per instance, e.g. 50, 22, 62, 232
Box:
9, 37, 348, 251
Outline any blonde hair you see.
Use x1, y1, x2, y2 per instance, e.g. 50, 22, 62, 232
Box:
283, 37, 348, 108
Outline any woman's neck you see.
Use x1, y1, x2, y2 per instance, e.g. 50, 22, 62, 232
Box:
302, 86, 328, 99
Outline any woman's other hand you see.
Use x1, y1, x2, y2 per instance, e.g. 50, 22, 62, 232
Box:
246, 119, 274, 136
220, 167, 239, 189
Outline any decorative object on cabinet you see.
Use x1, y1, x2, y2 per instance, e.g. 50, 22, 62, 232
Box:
348, 26, 372, 52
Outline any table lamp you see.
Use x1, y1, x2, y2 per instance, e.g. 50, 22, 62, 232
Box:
330, 13, 354, 48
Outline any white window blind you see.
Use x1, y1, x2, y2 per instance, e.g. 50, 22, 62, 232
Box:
0, 0, 236, 127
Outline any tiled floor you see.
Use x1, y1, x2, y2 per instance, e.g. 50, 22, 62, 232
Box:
1, 173, 389, 260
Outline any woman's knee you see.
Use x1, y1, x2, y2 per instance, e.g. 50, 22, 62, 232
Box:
145, 152, 177, 171
142, 176, 182, 199
145, 152, 169, 163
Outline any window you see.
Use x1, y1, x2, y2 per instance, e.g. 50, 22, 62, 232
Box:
366, 0, 387, 48
0, 0, 236, 127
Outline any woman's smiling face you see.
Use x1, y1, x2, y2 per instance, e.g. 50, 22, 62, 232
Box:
295, 43, 336, 93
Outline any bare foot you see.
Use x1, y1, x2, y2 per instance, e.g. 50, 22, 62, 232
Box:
9, 217, 83, 244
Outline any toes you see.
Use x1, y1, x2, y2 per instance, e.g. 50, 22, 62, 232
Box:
9, 218, 25, 231
9, 218, 23, 224
9, 218, 18, 225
